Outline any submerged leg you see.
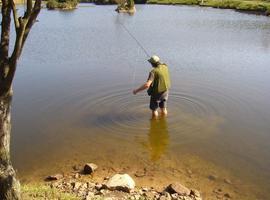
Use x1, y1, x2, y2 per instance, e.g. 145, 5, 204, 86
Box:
152, 110, 159, 119
160, 108, 168, 116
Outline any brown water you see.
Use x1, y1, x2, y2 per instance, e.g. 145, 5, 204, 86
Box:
9, 4, 270, 199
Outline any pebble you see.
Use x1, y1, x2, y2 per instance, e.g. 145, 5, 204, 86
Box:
224, 178, 232, 184
208, 174, 218, 181
166, 182, 190, 195
45, 174, 63, 181
224, 193, 232, 198
84, 163, 98, 174
190, 189, 200, 197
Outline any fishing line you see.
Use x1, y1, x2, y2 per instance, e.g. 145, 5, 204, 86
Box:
119, 22, 151, 58
106, 7, 151, 94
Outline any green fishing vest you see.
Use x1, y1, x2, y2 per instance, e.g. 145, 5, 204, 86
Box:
151, 64, 171, 95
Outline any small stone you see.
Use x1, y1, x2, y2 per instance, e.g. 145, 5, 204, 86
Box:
142, 187, 149, 192
166, 182, 190, 195
134, 171, 146, 177
95, 183, 106, 191
208, 174, 218, 181
224, 179, 232, 184
159, 192, 172, 200
171, 193, 178, 200
187, 169, 193, 175
106, 174, 135, 192
86, 192, 95, 200
190, 189, 200, 197
224, 193, 232, 198
72, 182, 81, 190
72, 165, 80, 171
84, 163, 98, 174
45, 174, 63, 181
74, 173, 80, 179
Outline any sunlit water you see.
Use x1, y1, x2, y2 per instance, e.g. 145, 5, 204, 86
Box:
7, 4, 270, 199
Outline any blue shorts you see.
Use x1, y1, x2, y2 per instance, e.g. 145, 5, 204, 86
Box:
149, 91, 169, 111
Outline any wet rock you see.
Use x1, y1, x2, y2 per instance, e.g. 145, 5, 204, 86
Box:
134, 170, 146, 177
166, 182, 190, 195
106, 174, 135, 192
72, 165, 80, 171
224, 193, 232, 198
84, 163, 98, 174
208, 174, 218, 181
213, 188, 223, 195
224, 178, 232, 184
45, 174, 63, 181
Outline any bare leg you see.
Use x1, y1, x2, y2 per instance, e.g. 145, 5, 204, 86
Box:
160, 108, 168, 116
152, 110, 159, 119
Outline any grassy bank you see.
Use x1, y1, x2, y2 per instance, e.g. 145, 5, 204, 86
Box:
147, 0, 270, 15
21, 184, 78, 200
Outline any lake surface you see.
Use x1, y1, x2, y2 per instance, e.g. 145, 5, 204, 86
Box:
9, 4, 270, 199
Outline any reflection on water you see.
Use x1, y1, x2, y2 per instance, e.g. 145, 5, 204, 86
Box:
147, 118, 169, 161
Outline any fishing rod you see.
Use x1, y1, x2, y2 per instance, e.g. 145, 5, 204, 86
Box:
107, 5, 151, 58
119, 22, 151, 58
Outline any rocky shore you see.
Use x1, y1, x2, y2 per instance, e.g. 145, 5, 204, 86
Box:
44, 163, 203, 200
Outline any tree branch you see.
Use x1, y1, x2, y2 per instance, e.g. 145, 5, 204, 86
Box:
0, 0, 11, 61
9, 0, 20, 31
23, 0, 33, 18
21, 0, 42, 53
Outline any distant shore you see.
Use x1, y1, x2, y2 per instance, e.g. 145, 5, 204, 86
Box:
147, 0, 270, 16
7, 0, 270, 16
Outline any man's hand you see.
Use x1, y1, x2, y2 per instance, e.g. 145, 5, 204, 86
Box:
133, 80, 152, 95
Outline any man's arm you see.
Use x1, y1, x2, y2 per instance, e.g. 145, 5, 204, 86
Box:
133, 80, 152, 95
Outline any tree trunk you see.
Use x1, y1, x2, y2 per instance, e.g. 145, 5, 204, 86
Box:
0, 92, 21, 200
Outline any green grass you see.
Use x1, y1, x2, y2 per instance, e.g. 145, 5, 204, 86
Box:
21, 184, 79, 200
147, 0, 270, 15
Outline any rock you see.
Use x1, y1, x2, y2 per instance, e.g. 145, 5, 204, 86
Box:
224, 193, 232, 198
134, 194, 141, 200
190, 189, 200, 197
224, 178, 232, 184
208, 174, 218, 181
106, 174, 135, 192
86, 191, 95, 200
95, 183, 107, 191
142, 187, 149, 192
171, 193, 178, 200
72, 165, 80, 171
71, 182, 81, 190
134, 170, 146, 177
74, 173, 80, 179
166, 183, 190, 195
84, 163, 98, 174
159, 192, 172, 200
45, 174, 63, 181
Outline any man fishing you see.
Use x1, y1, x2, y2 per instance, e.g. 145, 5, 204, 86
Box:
133, 55, 171, 118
